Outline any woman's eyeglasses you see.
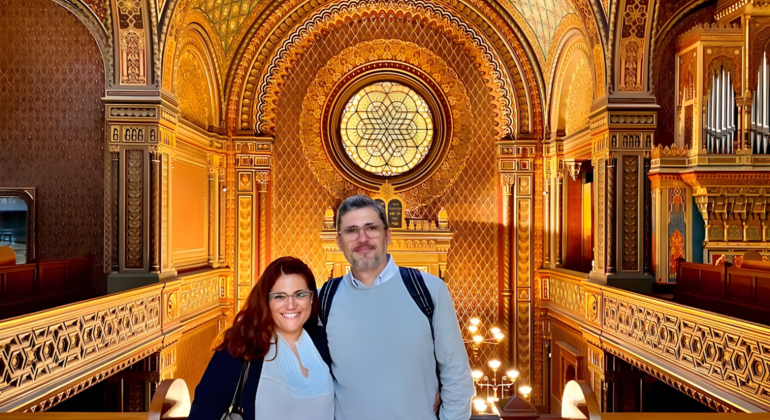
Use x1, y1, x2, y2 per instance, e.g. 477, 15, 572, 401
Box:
269, 290, 313, 304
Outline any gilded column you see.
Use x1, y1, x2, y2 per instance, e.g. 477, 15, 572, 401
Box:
555, 176, 563, 266
643, 153, 652, 274
500, 174, 514, 366
606, 154, 616, 274
150, 147, 161, 273
111, 145, 120, 272
498, 138, 536, 394
256, 172, 270, 277
104, 96, 180, 292
218, 168, 227, 266
208, 155, 217, 268
232, 137, 273, 308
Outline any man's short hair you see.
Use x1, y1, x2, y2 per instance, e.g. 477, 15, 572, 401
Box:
336, 195, 389, 232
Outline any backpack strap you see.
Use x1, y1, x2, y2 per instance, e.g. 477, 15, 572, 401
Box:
318, 276, 344, 328
400, 267, 441, 418
399, 267, 435, 339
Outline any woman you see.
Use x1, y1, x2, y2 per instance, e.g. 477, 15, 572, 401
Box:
189, 257, 333, 420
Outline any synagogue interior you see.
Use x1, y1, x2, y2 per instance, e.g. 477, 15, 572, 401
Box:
1, 0, 770, 417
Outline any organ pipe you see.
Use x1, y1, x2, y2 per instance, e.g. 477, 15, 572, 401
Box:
751, 52, 770, 154
704, 67, 737, 154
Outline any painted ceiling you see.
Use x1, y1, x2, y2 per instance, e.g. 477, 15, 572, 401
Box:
506, 0, 576, 58
191, 0, 576, 61
191, 0, 262, 53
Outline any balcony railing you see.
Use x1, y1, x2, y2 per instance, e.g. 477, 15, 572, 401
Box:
540, 268, 770, 413
0, 268, 229, 412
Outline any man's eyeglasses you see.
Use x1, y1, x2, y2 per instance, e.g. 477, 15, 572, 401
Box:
338, 224, 386, 241
268, 290, 313, 304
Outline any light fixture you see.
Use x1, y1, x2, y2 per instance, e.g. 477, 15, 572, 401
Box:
468, 325, 478, 333
473, 335, 483, 343
473, 398, 487, 414
222, 187, 227, 192
488, 359, 501, 369
490, 327, 501, 334
493, 332, 504, 341
472, 370, 484, 380
470, 318, 481, 326
519, 386, 532, 398
506, 370, 519, 380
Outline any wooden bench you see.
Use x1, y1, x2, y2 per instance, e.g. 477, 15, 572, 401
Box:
0, 257, 94, 319
675, 260, 770, 324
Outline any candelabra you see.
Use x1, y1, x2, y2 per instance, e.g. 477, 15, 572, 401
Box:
463, 317, 504, 367
463, 317, 534, 415
471, 364, 532, 415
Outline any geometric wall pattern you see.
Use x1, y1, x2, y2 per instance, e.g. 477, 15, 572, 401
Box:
0, 0, 105, 280
270, 17, 498, 360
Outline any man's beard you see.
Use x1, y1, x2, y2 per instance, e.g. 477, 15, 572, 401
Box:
346, 244, 383, 272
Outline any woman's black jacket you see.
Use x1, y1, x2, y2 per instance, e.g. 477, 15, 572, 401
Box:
187, 325, 331, 420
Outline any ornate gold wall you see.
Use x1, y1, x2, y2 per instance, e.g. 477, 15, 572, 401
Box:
0, 0, 105, 282
270, 17, 499, 347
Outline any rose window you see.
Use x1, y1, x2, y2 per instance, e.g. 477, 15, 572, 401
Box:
340, 82, 434, 176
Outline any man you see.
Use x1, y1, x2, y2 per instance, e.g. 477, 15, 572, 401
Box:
321, 195, 474, 420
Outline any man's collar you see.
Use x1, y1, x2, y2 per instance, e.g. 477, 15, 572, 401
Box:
349, 254, 396, 288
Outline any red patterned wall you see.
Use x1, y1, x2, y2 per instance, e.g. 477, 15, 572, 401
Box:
0, 0, 105, 284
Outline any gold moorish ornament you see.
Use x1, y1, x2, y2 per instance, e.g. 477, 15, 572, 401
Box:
340, 82, 434, 176
299, 39, 473, 211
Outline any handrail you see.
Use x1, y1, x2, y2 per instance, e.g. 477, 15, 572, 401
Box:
0, 378, 191, 419
539, 268, 770, 413
0, 268, 231, 412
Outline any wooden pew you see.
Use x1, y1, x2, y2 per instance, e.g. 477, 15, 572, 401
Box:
675, 260, 770, 324
0, 257, 94, 319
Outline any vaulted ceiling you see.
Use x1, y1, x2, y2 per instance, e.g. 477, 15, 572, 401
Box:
188, 0, 589, 67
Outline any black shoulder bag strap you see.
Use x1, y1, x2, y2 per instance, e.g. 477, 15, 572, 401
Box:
221, 361, 250, 420
319, 276, 344, 328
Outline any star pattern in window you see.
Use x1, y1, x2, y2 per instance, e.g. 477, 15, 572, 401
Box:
340, 82, 433, 176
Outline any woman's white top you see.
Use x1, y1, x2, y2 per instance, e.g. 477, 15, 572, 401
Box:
254, 330, 334, 420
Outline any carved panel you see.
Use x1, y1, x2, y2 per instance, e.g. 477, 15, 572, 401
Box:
549, 276, 585, 316
618, 0, 650, 92
622, 156, 638, 271
179, 276, 219, 316
162, 154, 170, 270
117, 0, 146, 85
126, 150, 144, 269
0, 291, 161, 409
603, 291, 770, 409
518, 200, 531, 287
517, 302, 531, 388
237, 196, 252, 310
175, 50, 211, 130
566, 58, 593, 136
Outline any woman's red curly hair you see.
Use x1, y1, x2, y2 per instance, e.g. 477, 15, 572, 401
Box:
217, 256, 319, 361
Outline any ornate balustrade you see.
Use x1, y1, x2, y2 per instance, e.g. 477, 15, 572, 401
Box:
0, 268, 231, 412
540, 268, 770, 413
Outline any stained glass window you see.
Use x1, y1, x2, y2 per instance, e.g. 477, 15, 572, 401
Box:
340, 82, 434, 176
